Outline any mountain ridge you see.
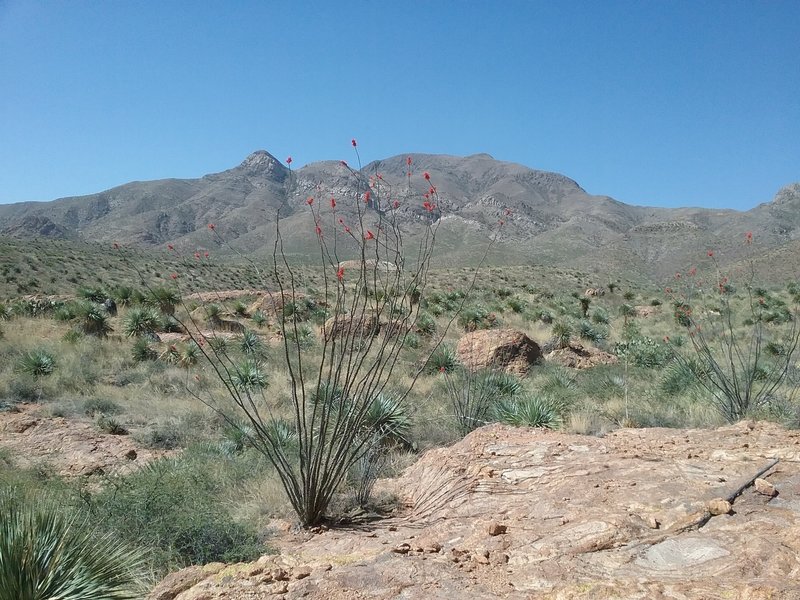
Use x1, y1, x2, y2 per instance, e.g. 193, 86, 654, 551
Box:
0, 151, 797, 282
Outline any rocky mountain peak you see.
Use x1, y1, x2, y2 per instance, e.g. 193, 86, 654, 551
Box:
772, 182, 800, 206
237, 150, 285, 177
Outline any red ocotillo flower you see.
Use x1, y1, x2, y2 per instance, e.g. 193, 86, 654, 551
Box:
306, 197, 314, 205
208, 223, 216, 230
707, 250, 714, 257
112, 242, 119, 249
286, 156, 292, 165
340, 160, 348, 167
330, 197, 336, 209
167, 244, 174, 250
423, 172, 431, 180
170, 273, 178, 280
407, 156, 412, 166
364, 230, 375, 240
336, 266, 345, 280
351, 138, 357, 147
423, 200, 433, 212
364, 191, 371, 203
204, 251, 209, 258
745, 231, 753, 244
393, 200, 400, 209
194, 252, 200, 260
689, 267, 697, 276
344, 225, 351, 233
316, 225, 322, 237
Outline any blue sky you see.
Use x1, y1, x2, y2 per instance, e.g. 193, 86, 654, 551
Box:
1, 1, 797, 210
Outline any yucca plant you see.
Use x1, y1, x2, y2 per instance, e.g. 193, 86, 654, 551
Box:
16, 349, 56, 379
230, 359, 267, 391
0, 490, 145, 600
147, 286, 179, 316
74, 302, 112, 337
0, 302, 11, 321
123, 306, 163, 338
493, 395, 560, 428
131, 337, 157, 362
239, 329, 263, 356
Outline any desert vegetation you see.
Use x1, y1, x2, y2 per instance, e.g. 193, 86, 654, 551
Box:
1, 150, 798, 591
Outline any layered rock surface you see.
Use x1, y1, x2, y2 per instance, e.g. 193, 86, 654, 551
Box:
150, 421, 800, 599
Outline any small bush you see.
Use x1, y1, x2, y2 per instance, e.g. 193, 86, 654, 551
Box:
123, 307, 163, 338
425, 344, 459, 374
0, 489, 146, 599
143, 422, 184, 450
494, 395, 560, 428
16, 349, 56, 378
97, 414, 128, 435
415, 312, 437, 336
131, 338, 157, 362
615, 337, 671, 368
83, 398, 122, 416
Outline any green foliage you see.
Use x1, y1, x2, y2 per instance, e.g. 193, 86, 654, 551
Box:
615, 336, 671, 368
425, 344, 459, 374
591, 306, 609, 324
231, 359, 268, 391
251, 310, 267, 327
284, 324, 315, 350
89, 454, 264, 571
83, 398, 122, 416
141, 421, 184, 450
131, 337, 157, 362
457, 304, 494, 331
507, 296, 527, 313
493, 395, 560, 428
16, 349, 56, 378
552, 320, 572, 349
578, 320, 607, 343
147, 286, 180, 316
0, 489, 145, 600
74, 301, 112, 337
0, 302, 11, 321
442, 368, 522, 435
239, 329, 263, 356
660, 358, 704, 396
415, 312, 436, 336
96, 414, 128, 435
123, 306, 163, 338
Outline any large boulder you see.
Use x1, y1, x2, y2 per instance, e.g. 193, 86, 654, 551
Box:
545, 341, 618, 369
456, 328, 542, 376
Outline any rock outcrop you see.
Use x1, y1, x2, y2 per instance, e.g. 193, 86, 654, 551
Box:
456, 328, 542, 375
148, 421, 800, 599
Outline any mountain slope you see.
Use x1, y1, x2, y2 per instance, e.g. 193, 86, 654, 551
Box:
0, 151, 797, 283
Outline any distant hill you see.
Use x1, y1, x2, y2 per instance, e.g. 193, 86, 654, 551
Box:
0, 151, 797, 283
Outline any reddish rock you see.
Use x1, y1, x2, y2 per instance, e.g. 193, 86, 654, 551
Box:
456, 328, 542, 376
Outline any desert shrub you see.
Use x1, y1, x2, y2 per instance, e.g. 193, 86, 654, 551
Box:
9, 375, 46, 403
146, 286, 179, 316
403, 332, 421, 349
77, 285, 108, 304
142, 421, 184, 450
83, 398, 121, 416
96, 414, 128, 435
660, 358, 705, 396
614, 336, 671, 368
123, 306, 163, 338
131, 337, 157, 362
239, 329, 263, 356
442, 368, 523, 435
62, 328, 84, 344
425, 343, 459, 374
507, 296, 527, 313
551, 320, 572, 349
0, 302, 11, 321
230, 359, 268, 391
578, 320, 607, 343
284, 324, 315, 350
16, 349, 56, 378
494, 395, 560, 428
251, 310, 267, 327
233, 301, 249, 317
73, 301, 112, 337
0, 489, 146, 599
457, 304, 494, 331
591, 306, 609, 324
89, 454, 264, 572
415, 312, 437, 336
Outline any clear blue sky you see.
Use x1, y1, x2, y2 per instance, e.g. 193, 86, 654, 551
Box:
1, 1, 798, 210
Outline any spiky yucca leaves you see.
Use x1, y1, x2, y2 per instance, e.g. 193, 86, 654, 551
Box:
146, 286, 179, 316
123, 306, 163, 338
493, 395, 560, 428
74, 301, 112, 337
15, 349, 56, 378
442, 368, 523, 435
0, 490, 145, 600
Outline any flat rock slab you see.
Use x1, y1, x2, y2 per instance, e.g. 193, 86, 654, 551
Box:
151, 422, 800, 599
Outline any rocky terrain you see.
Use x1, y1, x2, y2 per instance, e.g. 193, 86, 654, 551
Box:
0, 152, 798, 281
146, 421, 800, 599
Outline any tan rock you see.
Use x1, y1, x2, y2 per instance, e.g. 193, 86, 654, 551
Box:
456, 328, 542, 376
707, 498, 732, 515
754, 477, 778, 497
487, 521, 507, 536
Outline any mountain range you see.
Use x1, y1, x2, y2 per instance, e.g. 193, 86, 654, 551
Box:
1, 151, 798, 283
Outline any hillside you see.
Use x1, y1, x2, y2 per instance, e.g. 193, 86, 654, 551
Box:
1, 152, 798, 283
